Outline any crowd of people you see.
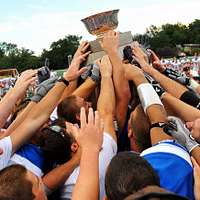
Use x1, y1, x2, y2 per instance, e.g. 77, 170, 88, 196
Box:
0, 30, 200, 200
161, 55, 200, 80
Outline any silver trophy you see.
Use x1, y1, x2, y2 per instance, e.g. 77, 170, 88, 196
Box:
81, 9, 134, 65
81, 9, 119, 37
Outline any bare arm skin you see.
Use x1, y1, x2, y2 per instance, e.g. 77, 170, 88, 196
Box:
0, 70, 37, 128
100, 31, 131, 130
96, 55, 117, 142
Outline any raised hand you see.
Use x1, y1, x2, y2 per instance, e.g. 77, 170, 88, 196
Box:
63, 65, 87, 82
67, 107, 103, 152
71, 41, 91, 66
147, 49, 165, 72
66, 41, 91, 81
100, 30, 119, 53
123, 63, 144, 81
131, 42, 149, 67
73, 41, 90, 60
13, 69, 37, 99
96, 55, 112, 78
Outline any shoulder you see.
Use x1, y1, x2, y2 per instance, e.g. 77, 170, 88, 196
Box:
141, 140, 192, 167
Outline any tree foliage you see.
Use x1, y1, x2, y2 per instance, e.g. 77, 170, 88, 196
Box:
137, 19, 200, 57
41, 35, 82, 70
0, 42, 40, 72
0, 35, 82, 72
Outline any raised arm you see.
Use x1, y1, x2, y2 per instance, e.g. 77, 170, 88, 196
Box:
149, 49, 200, 96
132, 45, 187, 99
72, 107, 103, 200
96, 55, 117, 142
72, 77, 97, 99
60, 41, 90, 100
162, 92, 200, 122
100, 31, 130, 130
123, 64, 172, 145
5, 76, 58, 137
133, 47, 200, 110
7, 65, 85, 153
0, 69, 37, 128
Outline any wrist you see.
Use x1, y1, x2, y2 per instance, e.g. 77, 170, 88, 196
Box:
106, 49, 118, 55
143, 65, 155, 75
63, 72, 70, 81
101, 74, 112, 79
133, 75, 148, 86
82, 146, 100, 154
58, 76, 70, 86
9, 88, 23, 101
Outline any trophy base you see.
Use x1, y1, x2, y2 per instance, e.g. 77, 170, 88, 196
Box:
86, 31, 134, 65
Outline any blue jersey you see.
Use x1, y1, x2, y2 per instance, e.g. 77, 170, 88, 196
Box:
141, 141, 194, 200
9, 144, 45, 177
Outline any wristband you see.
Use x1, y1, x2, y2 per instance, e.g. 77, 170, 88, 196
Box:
180, 90, 200, 109
137, 83, 163, 113
57, 77, 69, 86
150, 122, 166, 130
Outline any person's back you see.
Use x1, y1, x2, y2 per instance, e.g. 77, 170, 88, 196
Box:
140, 140, 194, 199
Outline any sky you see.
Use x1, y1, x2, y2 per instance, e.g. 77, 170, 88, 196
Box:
0, 0, 199, 55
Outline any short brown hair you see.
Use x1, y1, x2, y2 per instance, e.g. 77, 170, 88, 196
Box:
57, 95, 80, 124
0, 165, 35, 200
129, 104, 151, 152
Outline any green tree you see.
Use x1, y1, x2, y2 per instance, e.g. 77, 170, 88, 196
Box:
136, 20, 200, 57
41, 35, 82, 70
188, 19, 200, 44
0, 42, 40, 72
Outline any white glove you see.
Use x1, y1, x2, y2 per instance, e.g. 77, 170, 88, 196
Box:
164, 116, 199, 153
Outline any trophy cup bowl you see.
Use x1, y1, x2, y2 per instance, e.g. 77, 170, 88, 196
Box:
81, 9, 119, 37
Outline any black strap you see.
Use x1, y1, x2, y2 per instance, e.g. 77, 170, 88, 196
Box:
150, 122, 166, 130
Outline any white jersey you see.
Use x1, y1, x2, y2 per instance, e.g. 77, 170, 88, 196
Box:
0, 136, 12, 170
61, 132, 117, 200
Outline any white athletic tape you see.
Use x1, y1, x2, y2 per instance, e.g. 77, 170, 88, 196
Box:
137, 83, 163, 113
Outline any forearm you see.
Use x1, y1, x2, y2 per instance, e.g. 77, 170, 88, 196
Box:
162, 92, 200, 122
43, 159, 78, 191
98, 77, 115, 116
132, 73, 171, 144
0, 88, 21, 128
147, 105, 171, 145
108, 51, 131, 128
108, 51, 130, 100
10, 82, 67, 152
97, 76, 116, 141
146, 105, 167, 125
73, 78, 96, 99
191, 146, 200, 166
60, 80, 78, 101
72, 149, 99, 200
30, 82, 66, 120
5, 102, 36, 136
143, 65, 187, 99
